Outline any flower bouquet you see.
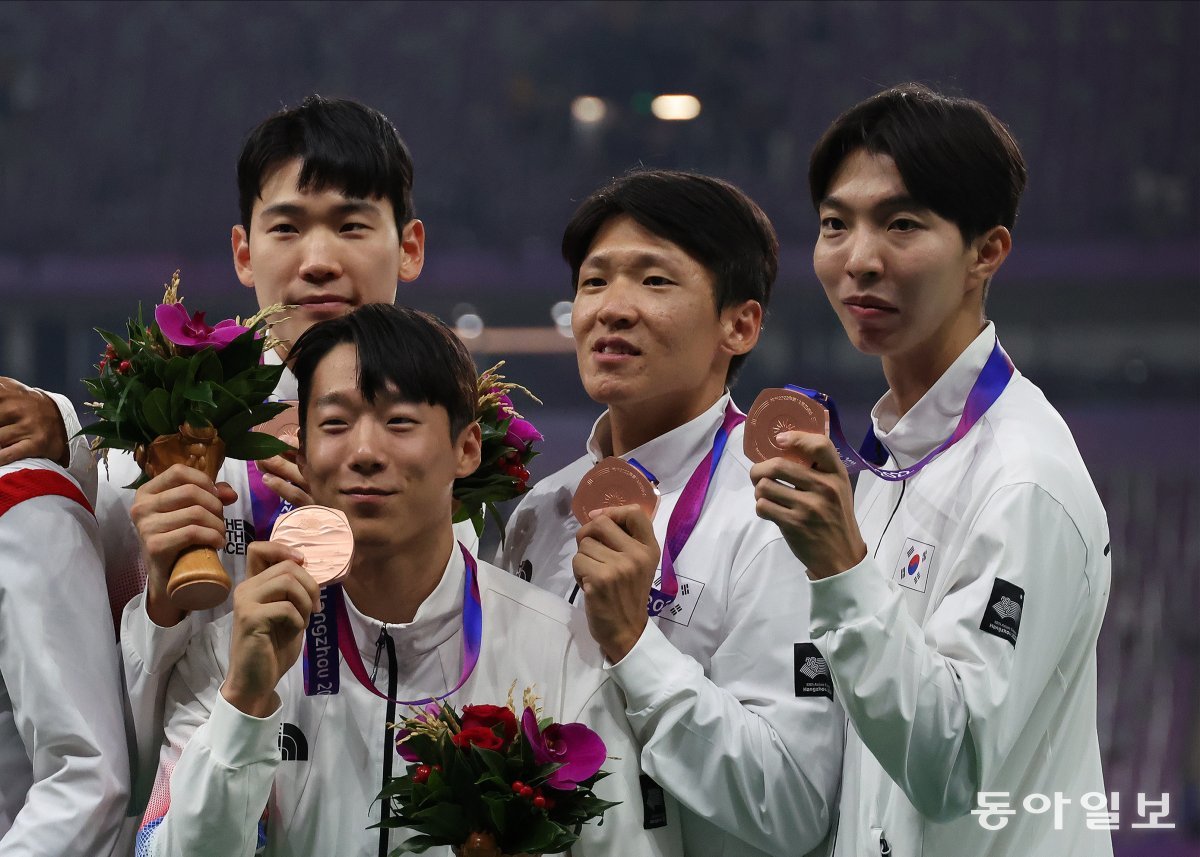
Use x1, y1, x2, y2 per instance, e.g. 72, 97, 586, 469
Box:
378, 690, 618, 856
82, 271, 293, 610
453, 363, 542, 542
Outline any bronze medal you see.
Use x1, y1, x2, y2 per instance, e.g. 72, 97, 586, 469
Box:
572, 457, 660, 526
270, 505, 355, 587
743, 388, 830, 464
257, 400, 301, 449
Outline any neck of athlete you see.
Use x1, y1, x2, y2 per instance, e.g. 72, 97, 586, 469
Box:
882, 314, 986, 418
605, 378, 727, 457
342, 521, 456, 625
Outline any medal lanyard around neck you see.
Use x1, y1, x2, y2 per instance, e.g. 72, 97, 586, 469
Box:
635, 402, 745, 617
302, 542, 483, 704
247, 460, 293, 540
787, 339, 1015, 482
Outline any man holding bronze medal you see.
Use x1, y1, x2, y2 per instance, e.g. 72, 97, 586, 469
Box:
750, 84, 1112, 856
134, 304, 683, 856
497, 171, 843, 856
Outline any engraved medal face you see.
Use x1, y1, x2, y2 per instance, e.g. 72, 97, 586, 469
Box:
571, 457, 660, 526
743, 388, 830, 464
257, 401, 301, 449
270, 505, 355, 587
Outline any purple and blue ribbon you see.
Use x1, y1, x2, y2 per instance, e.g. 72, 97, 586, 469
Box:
302, 542, 483, 704
645, 402, 745, 617
786, 339, 1015, 482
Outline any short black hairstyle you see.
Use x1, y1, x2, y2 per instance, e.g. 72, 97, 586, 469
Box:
809, 83, 1027, 242
289, 304, 477, 440
237, 94, 416, 234
561, 169, 778, 381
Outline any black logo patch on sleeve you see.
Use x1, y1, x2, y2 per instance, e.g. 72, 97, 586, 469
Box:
794, 642, 834, 699
639, 774, 668, 829
516, 560, 533, 582
980, 578, 1025, 647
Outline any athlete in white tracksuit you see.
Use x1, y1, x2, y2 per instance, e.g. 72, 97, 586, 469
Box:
0, 459, 129, 856
498, 394, 842, 857
752, 84, 1112, 856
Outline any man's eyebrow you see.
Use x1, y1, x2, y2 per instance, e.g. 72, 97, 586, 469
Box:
820, 194, 929, 214
259, 200, 383, 219
313, 388, 412, 408
581, 250, 677, 270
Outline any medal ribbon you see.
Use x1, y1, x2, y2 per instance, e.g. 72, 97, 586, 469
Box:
645, 402, 745, 617
786, 339, 1015, 482
303, 543, 483, 705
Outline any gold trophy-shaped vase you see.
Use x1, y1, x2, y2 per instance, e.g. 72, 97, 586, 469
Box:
135, 423, 231, 611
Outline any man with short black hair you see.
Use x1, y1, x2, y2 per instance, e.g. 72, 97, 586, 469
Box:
752, 83, 1112, 856
498, 169, 842, 857
136, 304, 682, 856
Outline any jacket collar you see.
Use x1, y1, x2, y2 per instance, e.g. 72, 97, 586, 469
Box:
870, 322, 998, 468
586, 392, 734, 493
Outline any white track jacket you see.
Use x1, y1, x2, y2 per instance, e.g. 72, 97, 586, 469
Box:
813, 324, 1112, 857
497, 393, 843, 857
133, 547, 684, 857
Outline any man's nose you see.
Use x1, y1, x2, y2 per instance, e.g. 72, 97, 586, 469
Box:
299, 231, 344, 283
844, 229, 884, 281
594, 279, 640, 328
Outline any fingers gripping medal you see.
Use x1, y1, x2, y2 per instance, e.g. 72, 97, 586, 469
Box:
269, 506, 354, 587
571, 457, 660, 526
743, 388, 830, 466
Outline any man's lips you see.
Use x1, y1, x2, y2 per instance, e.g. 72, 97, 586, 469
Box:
295, 295, 354, 312
341, 487, 396, 499
591, 336, 642, 361
843, 295, 898, 320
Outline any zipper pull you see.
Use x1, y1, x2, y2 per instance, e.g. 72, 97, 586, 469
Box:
370, 627, 387, 684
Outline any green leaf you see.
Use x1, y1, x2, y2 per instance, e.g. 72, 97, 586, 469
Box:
141, 388, 174, 437
96, 328, 133, 360
387, 834, 442, 855
193, 350, 224, 384
183, 381, 216, 410
222, 430, 292, 461
216, 327, 263, 378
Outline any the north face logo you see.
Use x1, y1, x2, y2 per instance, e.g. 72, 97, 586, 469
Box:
992, 596, 1022, 622
279, 723, 308, 761
799, 656, 828, 679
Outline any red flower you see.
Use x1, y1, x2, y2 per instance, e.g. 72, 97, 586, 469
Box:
459, 704, 518, 746
451, 725, 506, 752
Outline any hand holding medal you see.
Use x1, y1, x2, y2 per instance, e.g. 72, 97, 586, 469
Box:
570, 456, 660, 526
743, 387, 830, 467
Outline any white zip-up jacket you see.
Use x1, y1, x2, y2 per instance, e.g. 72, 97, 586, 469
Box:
497, 394, 843, 857
133, 545, 684, 856
0, 460, 129, 856
813, 324, 1112, 857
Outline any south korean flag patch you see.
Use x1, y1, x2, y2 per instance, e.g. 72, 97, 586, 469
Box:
980, 578, 1025, 647
895, 537, 935, 593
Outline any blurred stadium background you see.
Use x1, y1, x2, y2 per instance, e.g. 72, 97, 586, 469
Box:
0, 2, 1196, 853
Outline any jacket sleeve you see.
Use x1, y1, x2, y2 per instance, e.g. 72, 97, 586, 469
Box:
136, 621, 281, 856
810, 482, 1098, 821
41, 390, 98, 507
0, 494, 129, 857
569, 677, 684, 857
609, 538, 843, 856
120, 591, 202, 812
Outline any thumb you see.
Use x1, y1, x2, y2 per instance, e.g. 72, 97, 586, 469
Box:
590, 504, 657, 547
215, 481, 239, 506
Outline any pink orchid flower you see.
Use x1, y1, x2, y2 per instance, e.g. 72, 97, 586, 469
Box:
155, 303, 248, 352
521, 707, 606, 790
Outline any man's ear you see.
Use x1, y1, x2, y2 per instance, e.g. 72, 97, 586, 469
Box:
719, 299, 763, 359
454, 421, 483, 479
968, 226, 1012, 286
232, 225, 255, 290
399, 220, 426, 283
